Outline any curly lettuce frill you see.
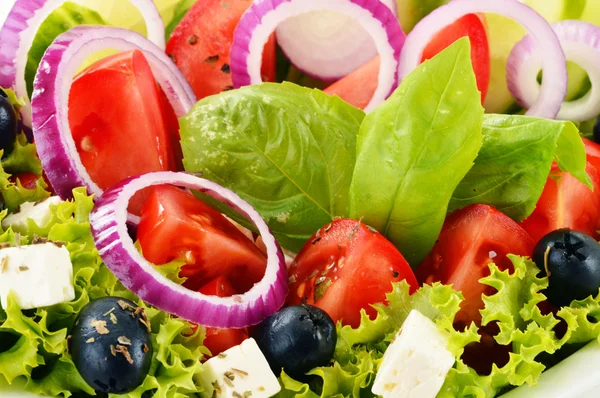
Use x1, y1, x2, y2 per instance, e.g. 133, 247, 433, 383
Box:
280, 255, 600, 398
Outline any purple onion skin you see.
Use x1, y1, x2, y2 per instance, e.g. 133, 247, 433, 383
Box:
0, 0, 47, 89
230, 0, 405, 109
90, 172, 288, 329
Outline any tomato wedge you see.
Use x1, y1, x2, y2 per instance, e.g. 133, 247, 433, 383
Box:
521, 156, 600, 243
417, 204, 534, 327
198, 277, 249, 356
324, 14, 490, 109
10, 172, 39, 190
137, 185, 267, 293
421, 13, 490, 102
166, 0, 276, 100
287, 219, 418, 328
68, 50, 180, 214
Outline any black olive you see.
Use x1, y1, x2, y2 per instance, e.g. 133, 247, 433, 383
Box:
252, 304, 336, 380
0, 89, 7, 98
0, 93, 17, 157
594, 118, 600, 144
532, 228, 600, 307
69, 297, 153, 394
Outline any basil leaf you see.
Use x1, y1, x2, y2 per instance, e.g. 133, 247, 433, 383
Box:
180, 82, 364, 251
449, 115, 591, 221
555, 121, 591, 187
25, 2, 106, 98
349, 38, 484, 266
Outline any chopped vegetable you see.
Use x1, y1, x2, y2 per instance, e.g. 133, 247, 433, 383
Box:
532, 228, 600, 307
253, 304, 336, 380
69, 297, 153, 394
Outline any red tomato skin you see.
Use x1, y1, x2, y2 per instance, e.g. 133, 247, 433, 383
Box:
421, 14, 490, 102
417, 204, 534, 326
323, 57, 380, 110
584, 138, 600, 175
198, 276, 249, 356
137, 185, 267, 293
10, 172, 39, 190
68, 50, 179, 214
287, 219, 418, 328
521, 143, 600, 243
323, 14, 489, 109
166, 0, 276, 100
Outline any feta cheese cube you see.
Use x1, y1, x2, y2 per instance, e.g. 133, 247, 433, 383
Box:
0, 243, 75, 310
372, 310, 455, 398
1, 196, 62, 233
200, 338, 281, 398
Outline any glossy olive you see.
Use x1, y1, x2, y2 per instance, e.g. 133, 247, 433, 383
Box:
0, 91, 17, 156
533, 228, 600, 307
70, 297, 153, 394
252, 304, 336, 379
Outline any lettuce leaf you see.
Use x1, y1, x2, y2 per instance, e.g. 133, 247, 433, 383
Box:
25, 2, 106, 98
441, 255, 600, 397
278, 281, 478, 397
280, 255, 600, 398
0, 88, 51, 212
0, 188, 208, 397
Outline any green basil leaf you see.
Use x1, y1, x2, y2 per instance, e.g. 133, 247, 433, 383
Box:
26, 2, 106, 98
349, 38, 484, 265
555, 121, 592, 187
449, 115, 591, 221
180, 82, 364, 251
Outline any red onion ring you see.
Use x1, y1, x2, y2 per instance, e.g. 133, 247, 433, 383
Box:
398, 0, 567, 119
230, 0, 405, 113
90, 172, 288, 328
508, 21, 600, 122
0, 0, 166, 127
275, 0, 398, 82
31, 26, 195, 201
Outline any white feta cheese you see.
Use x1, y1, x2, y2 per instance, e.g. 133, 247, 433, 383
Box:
1, 196, 62, 233
0, 243, 75, 310
372, 310, 455, 398
200, 338, 281, 398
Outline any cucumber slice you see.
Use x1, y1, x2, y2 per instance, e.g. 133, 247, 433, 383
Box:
483, 14, 524, 114
396, 0, 450, 33
484, 0, 588, 114
25, 2, 106, 98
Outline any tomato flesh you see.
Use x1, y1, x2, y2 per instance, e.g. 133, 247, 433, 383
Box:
417, 204, 534, 327
287, 219, 418, 328
521, 141, 600, 243
324, 14, 489, 109
137, 185, 267, 293
10, 172, 39, 190
323, 57, 380, 110
68, 50, 180, 214
198, 277, 249, 356
421, 14, 490, 102
166, 0, 276, 100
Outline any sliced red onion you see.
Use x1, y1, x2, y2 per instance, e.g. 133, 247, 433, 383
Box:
90, 172, 288, 328
399, 0, 567, 119
0, 0, 165, 126
275, 0, 397, 82
31, 26, 196, 201
231, 0, 405, 113
508, 21, 600, 122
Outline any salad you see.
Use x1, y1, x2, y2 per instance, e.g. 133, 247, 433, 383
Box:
2, 0, 600, 397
